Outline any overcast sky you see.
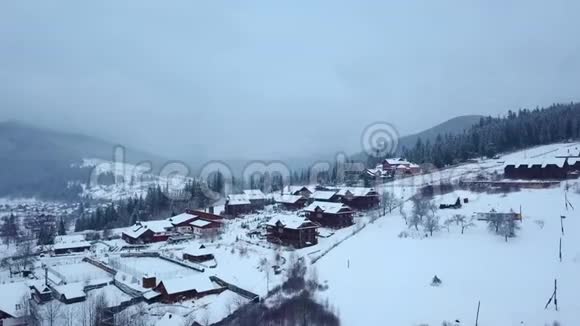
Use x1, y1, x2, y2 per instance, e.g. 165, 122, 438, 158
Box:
1, 1, 580, 162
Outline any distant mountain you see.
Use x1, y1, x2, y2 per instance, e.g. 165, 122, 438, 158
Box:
0, 121, 164, 200
397, 115, 483, 152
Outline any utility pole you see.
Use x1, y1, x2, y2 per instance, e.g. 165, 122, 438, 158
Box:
559, 238, 563, 263
475, 300, 481, 326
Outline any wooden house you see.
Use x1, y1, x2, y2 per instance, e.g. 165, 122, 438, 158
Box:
310, 190, 340, 203
189, 218, 223, 237
154, 275, 225, 304
183, 247, 215, 263
274, 194, 308, 210
265, 215, 318, 248
382, 158, 421, 175
284, 186, 315, 199
53, 241, 92, 255
167, 212, 199, 233
225, 194, 252, 216
303, 201, 354, 228
54, 284, 86, 304
122, 220, 173, 244
335, 187, 380, 210
243, 189, 267, 210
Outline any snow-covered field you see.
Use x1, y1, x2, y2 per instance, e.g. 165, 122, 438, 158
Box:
315, 185, 580, 326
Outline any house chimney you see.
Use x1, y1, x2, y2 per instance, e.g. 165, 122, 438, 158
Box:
209, 206, 214, 214
142, 274, 157, 289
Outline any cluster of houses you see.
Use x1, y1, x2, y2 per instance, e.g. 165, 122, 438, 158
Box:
264, 186, 380, 248
122, 209, 224, 244
364, 158, 422, 181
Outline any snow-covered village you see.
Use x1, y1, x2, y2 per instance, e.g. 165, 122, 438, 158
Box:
2, 2, 580, 325
2, 138, 580, 326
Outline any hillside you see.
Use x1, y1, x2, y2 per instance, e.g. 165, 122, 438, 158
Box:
398, 115, 483, 152
0, 121, 164, 200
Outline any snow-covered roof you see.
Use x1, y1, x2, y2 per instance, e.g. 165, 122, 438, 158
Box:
0, 282, 30, 317
274, 194, 304, 204
304, 201, 353, 214
336, 187, 377, 197
159, 275, 217, 295
284, 185, 315, 195
55, 234, 85, 244
384, 158, 412, 166
243, 189, 266, 200
123, 220, 173, 239
167, 212, 197, 226
265, 215, 317, 230
311, 190, 338, 200
53, 241, 92, 251
183, 247, 212, 257
226, 194, 251, 205
55, 283, 86, 300
505, 157, 580, 168
190, 219, 212, 228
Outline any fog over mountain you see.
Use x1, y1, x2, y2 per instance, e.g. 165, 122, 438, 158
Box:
2, 1, 580, 163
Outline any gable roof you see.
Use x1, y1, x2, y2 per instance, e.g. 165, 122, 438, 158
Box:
226, 194, 251, 205
159, 275, 218, 295
274, 194, 304, 204
123, 220, 173, 239
284, 185, 315, 195
265, 215, 318, 230
336, 187, 377, 197
311, 190, 338, 201
304, 201, 353, 214
54, 283, 86, 300
168, 212, 198, 226
243, 189, 266, 200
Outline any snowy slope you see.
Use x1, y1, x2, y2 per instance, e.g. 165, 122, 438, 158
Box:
315, 185, 580, 326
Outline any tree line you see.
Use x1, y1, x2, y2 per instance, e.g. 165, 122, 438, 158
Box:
402, 103, 580, 168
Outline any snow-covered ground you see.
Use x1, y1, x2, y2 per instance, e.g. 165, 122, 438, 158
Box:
315, 185, 580, 326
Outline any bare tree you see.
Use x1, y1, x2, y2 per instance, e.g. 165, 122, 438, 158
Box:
42, 301, 63, 326
409, 197, 430, 231
423, 209, 440, 236
381, 191, 397, 216
499, 216, 520, 242
460, 216, 476, 235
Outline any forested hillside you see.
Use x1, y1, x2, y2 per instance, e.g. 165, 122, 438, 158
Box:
402, 103, 580, 167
